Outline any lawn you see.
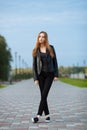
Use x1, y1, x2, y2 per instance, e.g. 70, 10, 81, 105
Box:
59, 78, 87, 88
0, 84, 6, 89
0, 83, 10, 89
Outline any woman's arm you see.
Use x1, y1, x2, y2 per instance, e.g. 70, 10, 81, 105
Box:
51, 45, 59, 78
33, 56, 39, 81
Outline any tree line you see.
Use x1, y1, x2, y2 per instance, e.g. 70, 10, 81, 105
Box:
0, 35, 12, 80
59, 66, 86, 78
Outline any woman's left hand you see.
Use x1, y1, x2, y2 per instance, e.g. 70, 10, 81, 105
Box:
54, 77, 58, 81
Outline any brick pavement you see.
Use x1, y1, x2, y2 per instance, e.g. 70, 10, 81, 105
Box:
0, 79, 87, 130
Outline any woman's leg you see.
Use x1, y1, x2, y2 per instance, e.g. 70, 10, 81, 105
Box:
37, 72, 54, 116
37, 72, 45, 116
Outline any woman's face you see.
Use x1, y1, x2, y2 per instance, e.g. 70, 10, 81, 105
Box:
38, 33, 46, 44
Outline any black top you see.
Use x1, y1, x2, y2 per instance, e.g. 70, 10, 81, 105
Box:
40, 52, 48, 72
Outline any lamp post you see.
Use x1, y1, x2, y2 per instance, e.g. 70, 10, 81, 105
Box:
83, 60, 86, 79
19, 55, 21, 74
22, 59, 24, 76
73, 64, 75, 79
15, 52, 17, 81
77, 62, 79, 79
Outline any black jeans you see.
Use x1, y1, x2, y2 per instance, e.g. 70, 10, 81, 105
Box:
37, 71, 54, 116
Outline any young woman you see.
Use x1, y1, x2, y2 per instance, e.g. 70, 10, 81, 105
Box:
32, 31, 58, 123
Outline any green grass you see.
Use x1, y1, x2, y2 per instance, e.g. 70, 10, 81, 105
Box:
59, 78, 87, 88
0, 84, 8, 89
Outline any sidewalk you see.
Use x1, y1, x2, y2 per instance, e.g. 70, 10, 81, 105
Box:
0, 79, 87, 130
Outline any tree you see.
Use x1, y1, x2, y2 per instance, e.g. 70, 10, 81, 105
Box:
0, 35, 12, 80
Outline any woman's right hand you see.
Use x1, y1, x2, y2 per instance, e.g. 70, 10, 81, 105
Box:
34, 80, 39, 85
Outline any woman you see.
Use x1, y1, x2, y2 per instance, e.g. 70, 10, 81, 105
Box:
32, 31, 58, 123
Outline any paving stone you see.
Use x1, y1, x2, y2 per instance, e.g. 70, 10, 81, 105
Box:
0, 79, 87, 130
29, 126, 38, 130
0, 126, 10, 130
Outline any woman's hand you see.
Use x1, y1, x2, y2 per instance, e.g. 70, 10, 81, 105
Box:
54, 77, 58, 81
34, 80, 39, 85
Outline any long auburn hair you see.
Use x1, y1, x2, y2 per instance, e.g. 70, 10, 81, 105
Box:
32, 31, 54, 58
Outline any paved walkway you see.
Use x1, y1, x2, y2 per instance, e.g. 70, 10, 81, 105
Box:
0, 79, 87, 130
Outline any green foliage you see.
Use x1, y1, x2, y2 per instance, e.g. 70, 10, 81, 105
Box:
59, 78, 87, 88
0, 84, 7, 89
13, 72, 33, 81
59, 66, 86, 77
0, 35, 12, 80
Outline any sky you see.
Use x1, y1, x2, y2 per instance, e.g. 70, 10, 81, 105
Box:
0, 0, 87, 68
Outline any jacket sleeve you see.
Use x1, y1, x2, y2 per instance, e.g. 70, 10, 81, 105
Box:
51, 45, 59, 77
32, 56, 39, 81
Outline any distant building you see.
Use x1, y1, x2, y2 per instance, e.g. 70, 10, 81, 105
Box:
70, 73, 87, 79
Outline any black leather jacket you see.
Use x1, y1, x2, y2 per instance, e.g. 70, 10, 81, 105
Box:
33, 45, 59, 81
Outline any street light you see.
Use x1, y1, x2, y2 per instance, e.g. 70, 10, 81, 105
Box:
15, 52, 17, 81
77, 62, 79, 79
19, 55, 21, 74
22, 59, 24, 74
83, 60, 86, 79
